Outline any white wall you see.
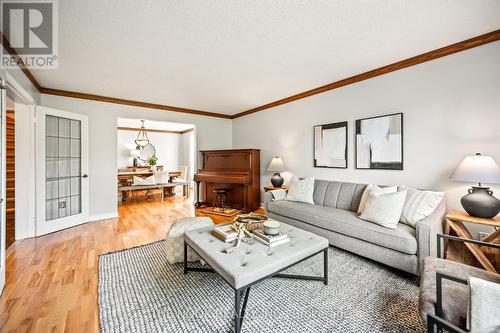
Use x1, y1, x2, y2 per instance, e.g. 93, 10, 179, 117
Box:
40, 94, 232, 220
117, 130, 180, 170
233, 42, 500, 235
178, 131, 195, 183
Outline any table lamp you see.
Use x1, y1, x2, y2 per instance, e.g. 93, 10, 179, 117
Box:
267, 156, 285, 187
451, 153, 500, 218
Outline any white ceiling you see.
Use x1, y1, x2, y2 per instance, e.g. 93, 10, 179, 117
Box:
34, 1, 500, 115
117, 118, 194, 132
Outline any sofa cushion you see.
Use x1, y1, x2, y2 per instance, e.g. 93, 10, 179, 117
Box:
267, 200, 417, 255
313, 180, 367, 212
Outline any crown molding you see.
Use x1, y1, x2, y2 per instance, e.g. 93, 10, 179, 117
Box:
40, 88, 232, 119
232, 29, 500, 118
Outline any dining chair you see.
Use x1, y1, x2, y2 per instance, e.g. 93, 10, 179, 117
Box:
174, 165, 188, 182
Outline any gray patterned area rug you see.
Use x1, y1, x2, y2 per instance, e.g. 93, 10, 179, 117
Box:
98, 241, 425, 333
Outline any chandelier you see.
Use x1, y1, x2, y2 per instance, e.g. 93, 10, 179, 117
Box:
135, 120, 149, 147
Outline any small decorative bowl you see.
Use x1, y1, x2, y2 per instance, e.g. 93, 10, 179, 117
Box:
263, 220, 280, 236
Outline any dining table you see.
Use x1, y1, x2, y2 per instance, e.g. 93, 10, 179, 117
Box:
118, 170, 183, 201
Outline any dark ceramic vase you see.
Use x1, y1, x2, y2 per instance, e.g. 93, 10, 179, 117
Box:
270, 173, 284, 187
461, 186, 500, 219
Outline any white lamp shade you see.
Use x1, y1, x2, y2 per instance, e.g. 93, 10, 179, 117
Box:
451, 154, 500, 185
267, 157, 285, 172
130, 149, 140, 158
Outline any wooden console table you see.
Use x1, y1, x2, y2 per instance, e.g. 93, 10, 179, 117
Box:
444, 211, 500, 273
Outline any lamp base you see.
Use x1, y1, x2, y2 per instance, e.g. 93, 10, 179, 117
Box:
461, 186, 500, 219
270, 173, 284, 187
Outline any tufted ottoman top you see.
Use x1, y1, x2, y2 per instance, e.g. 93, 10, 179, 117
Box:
184, 222, 329, 290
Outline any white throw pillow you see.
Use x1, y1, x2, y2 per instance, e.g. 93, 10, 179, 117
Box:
359, 190, 407, 229
357, 184, 398, 214
133, 175, 156, 186
285, 177, 315, 204
154, 171, 170, 184
469, 277, 500, 333
165, 216, 214, 264
399, 186, 444, 227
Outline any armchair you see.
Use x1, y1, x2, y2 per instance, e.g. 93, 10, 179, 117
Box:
420, 233, 500, 333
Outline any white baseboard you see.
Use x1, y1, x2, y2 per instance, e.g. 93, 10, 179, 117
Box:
88, 212, 119, 222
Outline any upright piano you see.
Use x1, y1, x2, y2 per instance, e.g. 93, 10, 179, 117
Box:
194, 149, 260, 213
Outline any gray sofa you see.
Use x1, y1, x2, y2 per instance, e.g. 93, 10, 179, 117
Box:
265, 179, 446, 275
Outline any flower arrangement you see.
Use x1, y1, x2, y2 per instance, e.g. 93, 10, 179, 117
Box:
148, 154, 158, 166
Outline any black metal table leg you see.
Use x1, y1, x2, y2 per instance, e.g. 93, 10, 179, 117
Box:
324, 248, 328, 285
185, 243, 328, 332
240, 287, 250, 324
234, 287, 250, 333
273, 248, 330, 284
183, 241, 188, 274
184, 242, 216, 274
235, 289, 241, 333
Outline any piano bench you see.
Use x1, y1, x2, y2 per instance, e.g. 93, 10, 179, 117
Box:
212, 188, 231, 211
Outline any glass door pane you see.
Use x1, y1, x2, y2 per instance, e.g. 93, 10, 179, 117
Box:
45, 115, 81, 221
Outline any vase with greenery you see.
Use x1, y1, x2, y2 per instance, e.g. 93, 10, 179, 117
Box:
148, 154, 158, 171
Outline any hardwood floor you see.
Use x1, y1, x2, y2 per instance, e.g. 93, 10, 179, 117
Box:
0, 194, 251, 332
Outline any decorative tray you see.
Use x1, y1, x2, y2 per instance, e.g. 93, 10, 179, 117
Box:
233, 213, 269, 231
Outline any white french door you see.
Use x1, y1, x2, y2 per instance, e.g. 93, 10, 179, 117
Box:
35, 106, 89, 236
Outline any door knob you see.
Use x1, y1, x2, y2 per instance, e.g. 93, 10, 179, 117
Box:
82, 174, 88, 178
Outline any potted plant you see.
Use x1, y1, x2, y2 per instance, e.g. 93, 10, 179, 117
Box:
148, 154, 158, 171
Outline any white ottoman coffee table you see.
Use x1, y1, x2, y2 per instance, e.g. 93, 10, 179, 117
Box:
183, 221, 329, 333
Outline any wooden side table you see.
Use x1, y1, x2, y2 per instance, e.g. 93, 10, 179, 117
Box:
263, 186, 288, 192
444, 211, 500, 273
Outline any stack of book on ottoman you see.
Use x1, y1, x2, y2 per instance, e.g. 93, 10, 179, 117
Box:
212, 213, 291, 249
252, 228, 289, 247
212, 222, 290, 248
212, 224, 239, 243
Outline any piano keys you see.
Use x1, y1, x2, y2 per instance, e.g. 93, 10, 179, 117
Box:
194, 149, 260, 213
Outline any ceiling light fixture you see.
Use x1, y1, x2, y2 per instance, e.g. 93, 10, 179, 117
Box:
135, 120, 150, 147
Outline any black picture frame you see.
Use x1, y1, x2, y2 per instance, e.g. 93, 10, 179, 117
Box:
355, 113, 403, 170
313, 121, 348, 169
